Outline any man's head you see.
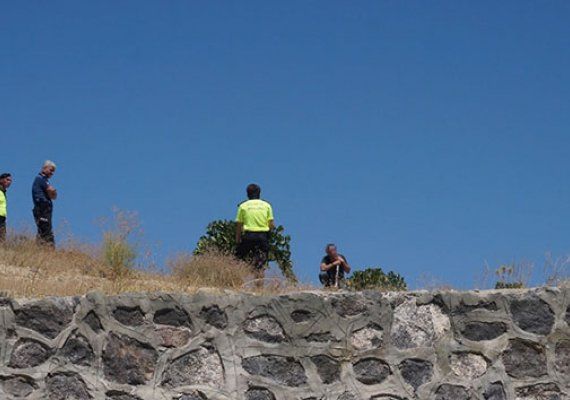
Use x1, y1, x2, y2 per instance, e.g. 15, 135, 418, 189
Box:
246, 183, 261, 200
325, 243, 338, 257
41, 160, 57, 178
0, 173, 12, 190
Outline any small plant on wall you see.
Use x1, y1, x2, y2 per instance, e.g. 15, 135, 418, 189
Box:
348, 267, 407, 291
494, 263, 531, 289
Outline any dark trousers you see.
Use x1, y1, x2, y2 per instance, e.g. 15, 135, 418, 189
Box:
0, 216, 6, 243
319, 270, 346, 288
236, 232, 269, 269
33, 203, 54, 246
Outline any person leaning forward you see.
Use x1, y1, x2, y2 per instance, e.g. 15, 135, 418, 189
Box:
235, 184, 275, 277
319, 243, 351, 288
32, 160, 58, 246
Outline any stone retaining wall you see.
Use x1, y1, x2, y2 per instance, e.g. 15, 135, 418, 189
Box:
0, 288, 568, 399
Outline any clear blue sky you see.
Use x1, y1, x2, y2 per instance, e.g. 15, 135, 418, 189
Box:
2, 1, 569, 288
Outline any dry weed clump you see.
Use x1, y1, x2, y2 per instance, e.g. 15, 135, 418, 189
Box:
169, 250, 254, 289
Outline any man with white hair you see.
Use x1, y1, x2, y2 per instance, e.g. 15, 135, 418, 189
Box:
32, 160, 58, 246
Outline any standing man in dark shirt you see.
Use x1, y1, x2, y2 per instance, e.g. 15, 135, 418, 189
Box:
319, 243, 351, 288
0, 173, 13, 243
32, 161, 58, 246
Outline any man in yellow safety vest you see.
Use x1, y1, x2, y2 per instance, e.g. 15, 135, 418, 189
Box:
235, 183, 275, 277
0, 173, 13, 243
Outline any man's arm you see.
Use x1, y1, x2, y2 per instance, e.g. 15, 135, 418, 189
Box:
339, 256, 351, 273
47, 185, 57, 200
267, 204, 275, 230
236, 205, 245, 243
236, 222, 243, 243
321, 258, 342, 271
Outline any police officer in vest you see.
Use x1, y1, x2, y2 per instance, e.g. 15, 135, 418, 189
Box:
0, 173, 13, 243
235, 184, 275, 278
32, 160, 58, 246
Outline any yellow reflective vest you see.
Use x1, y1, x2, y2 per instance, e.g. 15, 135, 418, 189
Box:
0, 190, 6, 218
236, 199, 274, 232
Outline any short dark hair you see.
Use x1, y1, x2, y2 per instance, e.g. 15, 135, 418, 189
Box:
325, 243, 336, 252
0, 173, 11, 180
247, 183, 261, 199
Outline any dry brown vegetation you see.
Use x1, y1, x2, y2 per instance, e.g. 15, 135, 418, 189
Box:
1, 208, 567, 298
169, 249, 308, 294
169, 250, 254, 289
474, 257, 569, 290
1, 233, 567, 298
0, 234, 301, 298
0, 209, 303, 298
0, 235, 177, 297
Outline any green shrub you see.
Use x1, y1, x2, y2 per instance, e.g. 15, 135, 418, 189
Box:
99, 208, 141, 278
495, 281, 525, 289
194, 219, 296, 283
348, 267, 407, 291
102, 233, 136, 278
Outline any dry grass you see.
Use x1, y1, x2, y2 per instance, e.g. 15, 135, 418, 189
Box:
414, 272, 455, 291
0, 209, 307, 298
544, 252, 570, 287
0, 235, 188, 297
167, 250, 306, 294
4, 212, 566, 298
475, 255, 570, 290
0, 234, 306, 298
169, 250, 255, 290
0, 263, 186, 298
0, 236, 107, 277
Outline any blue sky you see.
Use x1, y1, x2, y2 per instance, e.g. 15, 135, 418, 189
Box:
1, 1, 569, 288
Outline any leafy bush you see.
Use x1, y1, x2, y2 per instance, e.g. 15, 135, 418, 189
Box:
194, 219, 297, 283
348, 267, 407, 291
